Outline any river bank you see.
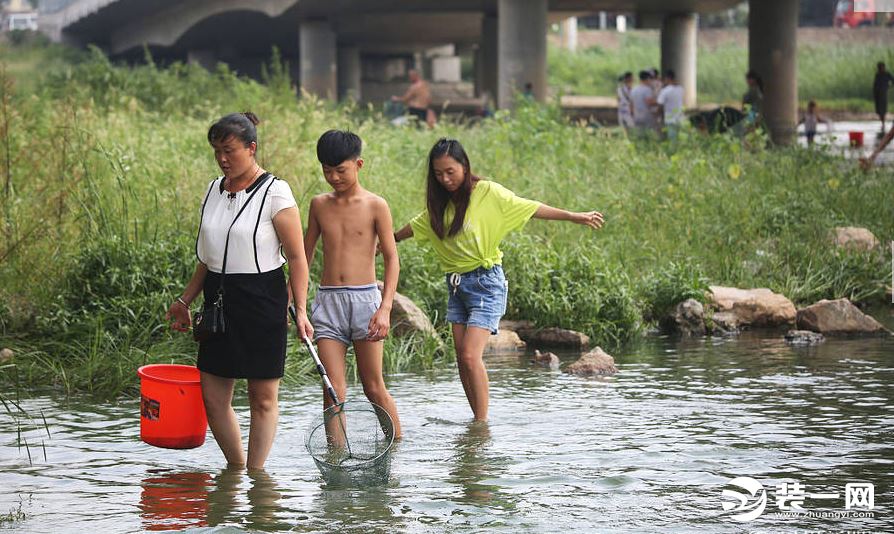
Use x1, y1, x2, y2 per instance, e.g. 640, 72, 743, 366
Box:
0, 48, 892, 398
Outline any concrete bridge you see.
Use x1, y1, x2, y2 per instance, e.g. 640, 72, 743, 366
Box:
40, 0, 801, 143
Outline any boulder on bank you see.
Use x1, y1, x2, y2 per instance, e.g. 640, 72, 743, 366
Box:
0, 348, 12, 363
517, 327, 590, 349
484, 329, 526, 353
784, 330, 825, 346
661, 298, 706, 336
708, 286, 796, 328
564, 347, 617, 376
532, 349, 560, 369
830, 227, 879, 252
379, 284, 440, 341
796, 298, 890, 336
500, 319, 534, 332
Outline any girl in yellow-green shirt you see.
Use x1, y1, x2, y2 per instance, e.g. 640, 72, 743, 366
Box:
393, 138, 604, 421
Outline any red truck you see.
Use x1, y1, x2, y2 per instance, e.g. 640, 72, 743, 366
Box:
834, 0, 894, 27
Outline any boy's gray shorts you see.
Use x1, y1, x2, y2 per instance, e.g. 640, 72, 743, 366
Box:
311, 284, 382, 345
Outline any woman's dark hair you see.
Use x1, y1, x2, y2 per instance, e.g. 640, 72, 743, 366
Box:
317, 129, 362, 166
426, 138, 478, 240
745, 70, 763, 92
208, 112, 260, 147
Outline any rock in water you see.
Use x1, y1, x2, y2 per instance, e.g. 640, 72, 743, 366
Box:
484, 329, 526, 353
532, 349, 560, 369
662, 298, 706, 336
708, 286, 796, 328
784, 330, 825, 346
564, 347, 617, 376
796, 299, 890, 336
519, 327, 590, 349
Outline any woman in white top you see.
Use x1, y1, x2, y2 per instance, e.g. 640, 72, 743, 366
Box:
165, 112, 314, 469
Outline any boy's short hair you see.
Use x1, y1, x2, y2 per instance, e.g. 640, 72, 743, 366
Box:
639, 70, 650, 81
316, 130, 362, 166
663, 69, 676, 80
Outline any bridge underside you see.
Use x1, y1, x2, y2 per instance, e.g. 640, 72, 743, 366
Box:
44, 0, 800, 144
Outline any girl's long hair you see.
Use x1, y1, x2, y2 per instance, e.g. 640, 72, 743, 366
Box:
426, 138, 478, 239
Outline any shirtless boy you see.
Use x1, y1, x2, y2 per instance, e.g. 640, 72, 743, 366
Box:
304, 130, 402, 438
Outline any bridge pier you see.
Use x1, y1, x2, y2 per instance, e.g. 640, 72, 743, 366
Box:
337, 46, 361, 101
660, 13, 697, 108
497, 0, 547, 108
475, 15, 498, 100
749, 0, 798, 145
299, 20, 337, 100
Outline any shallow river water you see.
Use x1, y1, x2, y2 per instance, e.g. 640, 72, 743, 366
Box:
2, 310, 893, 533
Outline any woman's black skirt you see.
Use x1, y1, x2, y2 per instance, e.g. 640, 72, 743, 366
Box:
198, 267, 288, 379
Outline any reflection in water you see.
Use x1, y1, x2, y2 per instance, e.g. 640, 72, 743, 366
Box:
447, 420, 518, 521
314, 477, 400, 532
449, 421, 498, 503
139, 467, 286, 532
139, 470, 212, 531
205, 466, 242, 527
245, 469, 287, 531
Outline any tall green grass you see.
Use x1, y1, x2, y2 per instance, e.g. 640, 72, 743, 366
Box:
0, 44, 891, 397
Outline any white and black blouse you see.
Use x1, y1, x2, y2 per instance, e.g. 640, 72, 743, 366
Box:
195, 174, 297, 274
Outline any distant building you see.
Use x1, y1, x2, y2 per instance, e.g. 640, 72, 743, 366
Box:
3, 0, 38, 32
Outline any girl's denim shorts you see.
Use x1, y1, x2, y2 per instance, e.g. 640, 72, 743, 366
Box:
445, 265, 508, 335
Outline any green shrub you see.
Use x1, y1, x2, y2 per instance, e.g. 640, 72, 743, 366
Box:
502, 235, 641, 347
37, 235, 195, 344
639, 261, 710, 322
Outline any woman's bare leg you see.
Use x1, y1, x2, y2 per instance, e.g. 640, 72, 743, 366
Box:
246, 378, 280, 469
201, 372, 245, 467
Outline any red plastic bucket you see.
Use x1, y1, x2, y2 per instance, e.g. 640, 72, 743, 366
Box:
848, 131, 864, 147
137, 364, 207, 449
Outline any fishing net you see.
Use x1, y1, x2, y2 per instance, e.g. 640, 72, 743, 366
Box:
305, 400, 394, 486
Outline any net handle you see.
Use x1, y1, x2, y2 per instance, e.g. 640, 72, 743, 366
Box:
289, 304, 342, 406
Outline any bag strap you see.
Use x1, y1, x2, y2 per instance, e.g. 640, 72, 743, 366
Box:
217, 172, 273, 299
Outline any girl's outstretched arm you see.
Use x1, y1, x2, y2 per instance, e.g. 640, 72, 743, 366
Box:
533, 205, 604, 229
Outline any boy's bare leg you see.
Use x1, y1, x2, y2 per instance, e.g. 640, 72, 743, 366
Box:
317, 339, 349, 447
246, 378, 280, 470
200, 372, 246, 467
354, 339, 402, 439
451, 324, 491, 421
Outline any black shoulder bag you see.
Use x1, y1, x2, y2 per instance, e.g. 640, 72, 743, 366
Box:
193, 173, 272, 342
